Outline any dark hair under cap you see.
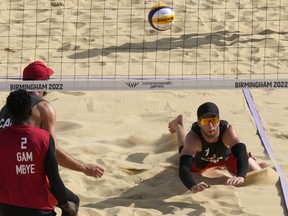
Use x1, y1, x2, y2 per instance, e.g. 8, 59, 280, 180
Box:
6, 89, 32, 121
197, 102, 219, 119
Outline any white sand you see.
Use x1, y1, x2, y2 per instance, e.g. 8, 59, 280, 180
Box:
53, 89, 287, 216
8, 89, 284, 216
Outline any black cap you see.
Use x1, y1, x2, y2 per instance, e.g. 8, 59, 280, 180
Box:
197, 102, 219, 119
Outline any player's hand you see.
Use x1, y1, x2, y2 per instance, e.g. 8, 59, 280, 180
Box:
225, 176, 244, 185
191, 182, 211, 194
83, 163, 104, 179
61, 201, 78, 216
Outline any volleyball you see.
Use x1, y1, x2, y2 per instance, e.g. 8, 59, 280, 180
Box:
148, 4, 176, 31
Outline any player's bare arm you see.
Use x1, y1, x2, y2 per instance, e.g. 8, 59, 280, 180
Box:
33, 99, 104, 178
221, 124, 242, 148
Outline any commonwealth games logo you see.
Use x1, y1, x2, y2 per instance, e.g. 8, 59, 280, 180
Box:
126, 82, 140, 88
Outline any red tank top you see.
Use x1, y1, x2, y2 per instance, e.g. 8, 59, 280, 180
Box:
0, 124, 53, 210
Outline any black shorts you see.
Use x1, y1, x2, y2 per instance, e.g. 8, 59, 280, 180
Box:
57, 187, 80, 216
0, 203, 55, 216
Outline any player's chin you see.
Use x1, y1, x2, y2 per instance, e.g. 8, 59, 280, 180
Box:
206, 131, 216, 137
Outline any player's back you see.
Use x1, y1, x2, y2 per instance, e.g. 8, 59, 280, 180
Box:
0, 124, 53, 210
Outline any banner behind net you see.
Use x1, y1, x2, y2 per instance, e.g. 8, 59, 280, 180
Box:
0, 0, 288, 90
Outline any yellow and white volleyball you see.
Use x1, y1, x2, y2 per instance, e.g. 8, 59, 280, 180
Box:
148, 4, 176, 31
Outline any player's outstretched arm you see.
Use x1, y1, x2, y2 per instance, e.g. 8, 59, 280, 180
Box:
38, 100, 105, 179
56, 147, 104, 178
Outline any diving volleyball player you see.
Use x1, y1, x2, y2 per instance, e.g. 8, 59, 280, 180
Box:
168, 102, 262, 194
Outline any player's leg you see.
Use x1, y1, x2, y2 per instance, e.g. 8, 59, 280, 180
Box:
248, 156, 262, 171
168, 115, 186, 153
0, 202, 55, 216
57, 187, 79, 216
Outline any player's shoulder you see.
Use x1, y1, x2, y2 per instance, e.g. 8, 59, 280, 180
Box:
186, 130, 201, 146
224, 122, 235, 131
221, 122, 240, 142
33, 99, 55, 114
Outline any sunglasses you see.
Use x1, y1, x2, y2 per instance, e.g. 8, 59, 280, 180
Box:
199, 117, 219, 126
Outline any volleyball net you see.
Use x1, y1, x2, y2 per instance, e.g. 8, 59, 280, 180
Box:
0, 0, 288, 91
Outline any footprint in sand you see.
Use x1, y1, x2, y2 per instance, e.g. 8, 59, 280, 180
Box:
251, 47, 260, 54
57, 42, 80, 52
145, 29, 158, 35
146, 25, 182, 36
171, 25, 182, 33
56, 120, 82, 132
126, 152, 149, 164
4, 48, 18, 53
119, 154, 152, 175
50, 1, 64, 7
274, 132, 288, 140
